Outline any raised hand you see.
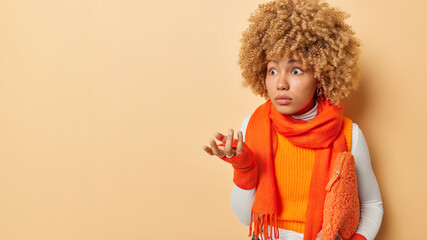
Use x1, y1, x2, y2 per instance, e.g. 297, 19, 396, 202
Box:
202, 129, 244, 159
202, 129, 257, 190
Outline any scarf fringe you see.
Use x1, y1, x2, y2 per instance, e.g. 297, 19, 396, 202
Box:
249, 211, 279, 240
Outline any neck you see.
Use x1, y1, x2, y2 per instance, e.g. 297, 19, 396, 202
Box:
290, 100, 318, 121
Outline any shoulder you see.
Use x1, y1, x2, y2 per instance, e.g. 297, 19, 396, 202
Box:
241, 115, 367, 153
240, 114, 252, 141
350, 122, 364, 154
350, 122, 372, 168
239, 101, 272, 141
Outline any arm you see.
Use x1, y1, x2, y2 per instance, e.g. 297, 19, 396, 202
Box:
202, 114, 257, 225
351, 123, 384, 240
230, 115, 256, 225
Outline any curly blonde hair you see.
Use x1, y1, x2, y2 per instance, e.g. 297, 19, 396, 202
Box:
238, 0, 361, 105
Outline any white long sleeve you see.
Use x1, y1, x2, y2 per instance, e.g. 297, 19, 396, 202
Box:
230, 115, 255, 226
230, 115, 384, 240
350, 124, 384, 239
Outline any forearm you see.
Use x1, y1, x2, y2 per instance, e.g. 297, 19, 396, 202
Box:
229, 115, 257, 225
352, 124, 384, 240
230, 184, 256, 226
354, 201, 383, 240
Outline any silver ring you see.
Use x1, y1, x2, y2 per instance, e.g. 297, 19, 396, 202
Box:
226, 152, 235, 158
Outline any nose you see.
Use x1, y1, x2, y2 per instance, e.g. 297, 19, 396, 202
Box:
276, 74, 289, 91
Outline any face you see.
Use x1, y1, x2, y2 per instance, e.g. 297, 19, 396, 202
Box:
265, 58, 319, 115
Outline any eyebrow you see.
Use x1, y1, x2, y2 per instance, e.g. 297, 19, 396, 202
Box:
270, 59, 298, 64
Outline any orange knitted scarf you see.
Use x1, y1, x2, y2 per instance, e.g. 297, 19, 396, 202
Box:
245, 99, 349, 240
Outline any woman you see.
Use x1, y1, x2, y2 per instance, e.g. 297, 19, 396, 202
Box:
202, 0, 383, 239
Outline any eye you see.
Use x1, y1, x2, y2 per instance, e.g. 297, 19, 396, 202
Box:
292, 68, 303, 75
269, 69, 278, 75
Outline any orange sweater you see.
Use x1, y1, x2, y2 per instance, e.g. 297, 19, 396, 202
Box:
274, 117, 353, 233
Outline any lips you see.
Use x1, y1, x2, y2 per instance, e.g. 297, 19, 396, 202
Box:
275, 95, 292, 105
275, 95, 292, 100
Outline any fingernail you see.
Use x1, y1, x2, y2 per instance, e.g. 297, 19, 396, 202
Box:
228, 129, 233, 135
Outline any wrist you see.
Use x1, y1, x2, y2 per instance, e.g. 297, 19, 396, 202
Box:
223, 142, 257, 189
233, 159, 257, 189
218, 140, 258, 189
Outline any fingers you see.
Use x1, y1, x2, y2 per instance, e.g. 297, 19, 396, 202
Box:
209, 138, 225, 158
202, 145, 214, 155
214, 132, 227, 143
236, 131, 243, 155
204, 129, 240, 159
224, 129, 235, 157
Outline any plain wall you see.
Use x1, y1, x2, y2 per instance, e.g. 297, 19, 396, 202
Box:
1, 0, 426, 239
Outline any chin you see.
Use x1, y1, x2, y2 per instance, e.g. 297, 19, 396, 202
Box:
272, 103, 297, 115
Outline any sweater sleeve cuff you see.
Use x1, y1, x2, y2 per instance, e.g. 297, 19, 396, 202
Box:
350, 233, 367, 240
219, 139, 258, 190
233, 158, 257, 190
219, 141, 257, 190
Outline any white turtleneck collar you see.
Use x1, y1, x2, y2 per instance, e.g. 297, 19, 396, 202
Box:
290, 100, 318, 122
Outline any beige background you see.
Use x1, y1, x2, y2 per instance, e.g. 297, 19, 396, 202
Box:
0, 0, 426, 239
